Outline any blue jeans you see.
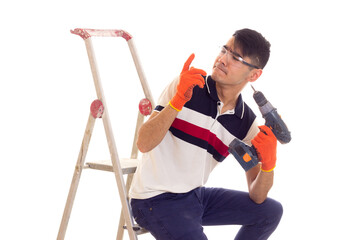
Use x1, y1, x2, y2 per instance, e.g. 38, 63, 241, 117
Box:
131, 187, 283, 240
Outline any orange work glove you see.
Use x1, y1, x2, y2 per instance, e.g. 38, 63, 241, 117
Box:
251, 125, 277, 172
169, 53, 207, 111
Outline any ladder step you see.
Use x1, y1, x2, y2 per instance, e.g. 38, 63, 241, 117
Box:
123, 224, 148, 235
86, 158, 139, 174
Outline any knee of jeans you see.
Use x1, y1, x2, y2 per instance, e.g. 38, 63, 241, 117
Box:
265, 198, 283, 222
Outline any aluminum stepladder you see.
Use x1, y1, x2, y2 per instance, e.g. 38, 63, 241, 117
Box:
57, 28, 154, 240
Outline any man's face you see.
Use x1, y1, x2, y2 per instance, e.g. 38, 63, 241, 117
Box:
211, 37, 256, 87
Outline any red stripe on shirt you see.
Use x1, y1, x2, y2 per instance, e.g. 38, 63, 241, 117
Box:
171, 118, 229, 157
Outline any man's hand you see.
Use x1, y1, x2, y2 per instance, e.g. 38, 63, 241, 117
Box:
169, 53, 207, 111
251, 125, 277, 172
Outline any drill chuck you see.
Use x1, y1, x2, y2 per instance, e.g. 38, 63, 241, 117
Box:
252, 85, 275, 116
252, 86, 268, 107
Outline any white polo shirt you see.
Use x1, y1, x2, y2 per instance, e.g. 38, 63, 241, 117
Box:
129, 76, 259, 199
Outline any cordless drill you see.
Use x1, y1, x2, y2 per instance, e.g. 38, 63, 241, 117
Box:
228, 86, 291, 171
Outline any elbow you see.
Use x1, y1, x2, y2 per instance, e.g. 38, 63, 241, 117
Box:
249, 193, 267, 205
137, 139, 150, 153
136, 134, 155, 153
252, 198, 266, 205
136, 120, 162, 153
136, 127, 150, 153
137, 145, 146, 153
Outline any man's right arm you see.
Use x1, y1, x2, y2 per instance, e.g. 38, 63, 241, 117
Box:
136, 105, 178, 153
137, 53, 206, 153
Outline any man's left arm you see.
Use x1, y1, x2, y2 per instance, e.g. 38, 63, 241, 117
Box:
246, 166, 274, 204
246, 125, 277, 204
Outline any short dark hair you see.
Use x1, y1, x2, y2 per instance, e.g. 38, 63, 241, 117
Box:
233, 28, 271, 69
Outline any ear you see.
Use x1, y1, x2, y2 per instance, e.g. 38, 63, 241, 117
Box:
248, 69, 263, 83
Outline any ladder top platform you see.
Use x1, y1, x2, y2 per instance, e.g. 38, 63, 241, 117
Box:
71, 28, 132, 41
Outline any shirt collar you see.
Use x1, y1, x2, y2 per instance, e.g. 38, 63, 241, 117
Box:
206, 75, 245, 119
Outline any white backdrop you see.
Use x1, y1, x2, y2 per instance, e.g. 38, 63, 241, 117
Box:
1, 0, 359, 239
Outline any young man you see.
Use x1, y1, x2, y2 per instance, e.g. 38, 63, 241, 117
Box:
129, 28, 283, 240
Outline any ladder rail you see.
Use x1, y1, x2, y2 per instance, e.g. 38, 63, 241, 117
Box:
57, 114, 96, 240
83, 37, 138, 240
117, 111, 145, 239
127, 39, 155, 108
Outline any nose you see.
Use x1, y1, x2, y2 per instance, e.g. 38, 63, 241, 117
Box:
217, 52, 228, 66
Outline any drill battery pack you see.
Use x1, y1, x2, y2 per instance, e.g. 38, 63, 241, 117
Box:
228, 138, 259, 172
